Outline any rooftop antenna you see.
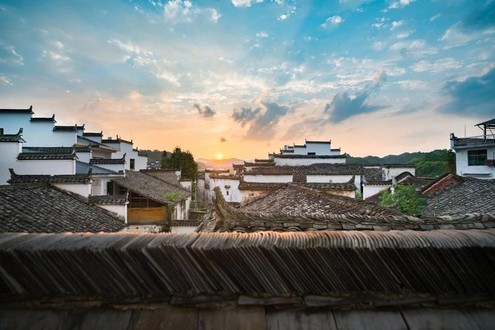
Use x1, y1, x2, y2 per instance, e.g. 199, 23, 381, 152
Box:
464, 124, 466, 138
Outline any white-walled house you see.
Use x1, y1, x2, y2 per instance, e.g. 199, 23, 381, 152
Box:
203, 139, 420, 205
451, 118, 495, 179
0, 106, 151, 227
102, 137, 147, 171
272, 140, 346, 166
0, 129, 24, 184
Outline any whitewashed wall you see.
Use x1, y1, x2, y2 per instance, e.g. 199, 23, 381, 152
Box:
209, 177, 241, 203
363, 184, 391, 200
98, 204, 127, 223
307, 174, 360, 190
382, 167, 416, 181
243, 174, 293, 183
0, 142, 22, 184
53, 183, 92, 198
171, 226, 197, 233
273, 157, 346, 166
16, 159, 75, 175
455, 147, 495, 179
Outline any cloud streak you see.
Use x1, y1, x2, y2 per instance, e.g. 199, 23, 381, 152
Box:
325, 71, 389, 123
232, 101, 290, 140
194, 103, 216, 118
438, 67, 495, 117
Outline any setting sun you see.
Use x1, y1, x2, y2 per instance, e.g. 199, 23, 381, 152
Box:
216, 153, 223, 160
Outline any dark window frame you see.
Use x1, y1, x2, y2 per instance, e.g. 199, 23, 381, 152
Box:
468, 149, 487, 166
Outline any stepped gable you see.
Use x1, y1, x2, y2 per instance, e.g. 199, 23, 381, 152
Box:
0, 184, 126, 233
0, 105, 33, 114
423, 175, 495, 217
90, 154, 126, 165
17, 149, 77, 160
112, 170, 191, 204
0, 128, 25, 143
8, 168, 92, 184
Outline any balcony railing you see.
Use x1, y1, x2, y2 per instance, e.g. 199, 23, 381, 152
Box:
451, 134, 495, 147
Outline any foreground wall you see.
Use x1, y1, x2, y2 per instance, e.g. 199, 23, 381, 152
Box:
0, 230, 494, 329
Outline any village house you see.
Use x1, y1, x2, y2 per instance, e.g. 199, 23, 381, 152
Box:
450, 118, 495, 179
202, 139, 415, 206
0, 106, 191, 229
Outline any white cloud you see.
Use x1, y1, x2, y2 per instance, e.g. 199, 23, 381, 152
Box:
390, 39, 437, 57
256, 31, 269, 38
395, 80, 427, 90
0, 75, 12, 85
439, 22, 481, 49
389, 0, 414, 9
231, 0, 263, 8
0, 44, 24, 65
164, 0, 220, 23
391, 20, 404, 30
411, 58, 462, 73
321, 15, 343, 28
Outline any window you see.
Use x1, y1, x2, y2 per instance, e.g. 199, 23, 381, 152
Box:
106, 182, 114, 195
130, 158, 135, 170
468, 149, 487, 166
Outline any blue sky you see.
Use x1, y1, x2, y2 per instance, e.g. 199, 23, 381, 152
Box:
1, 0, 494, 159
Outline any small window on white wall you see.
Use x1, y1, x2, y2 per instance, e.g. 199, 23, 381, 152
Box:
130, 158, 135, 170
468, 149, 487, 166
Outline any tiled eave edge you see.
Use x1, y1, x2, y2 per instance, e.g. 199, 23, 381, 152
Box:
213, 187, 495, 232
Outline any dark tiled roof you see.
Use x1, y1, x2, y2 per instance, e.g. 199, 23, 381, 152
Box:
112, 171, 191, 204
8, 169, 92, 184
23, 146, 74, 153
239, 182, 288, 191
0, 230, 493, 306
271, 154, 347, 159
90, 194, 128, 205
102, 137, 133, 144
83, 131, 103, 137
90, 155, 125, 165
209, 185, 495, 232
423, 176, 495, 217
297, 182, 356, 191
0, 184, 126, 233
246, 164, 364, 175
363, 167, 382, 181
17, 151, 77, 160
0, 128, 25, 143
141, 169, 181, 186
240, 184, 402, 219
0, 106, 33, 114
53, 125, 78, 132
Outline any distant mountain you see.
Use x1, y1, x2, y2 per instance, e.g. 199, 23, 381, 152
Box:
348, 149, 455, 178
197, 158, 245, 170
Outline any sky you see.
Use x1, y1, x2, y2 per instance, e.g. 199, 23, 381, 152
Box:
1, 0, 494, 160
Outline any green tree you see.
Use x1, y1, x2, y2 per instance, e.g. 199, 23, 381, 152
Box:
379, 184, 426, 216
161, 147, 198, 181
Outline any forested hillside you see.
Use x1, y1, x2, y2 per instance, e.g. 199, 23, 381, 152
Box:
347, 149, 456, 178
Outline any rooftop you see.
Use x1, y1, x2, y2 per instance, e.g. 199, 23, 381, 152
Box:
0, 183, 126, 233
423, 175, 495, 217
112, 170, 191, 204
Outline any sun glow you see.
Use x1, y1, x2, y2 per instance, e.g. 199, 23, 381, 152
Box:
216, 153, 223, 160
